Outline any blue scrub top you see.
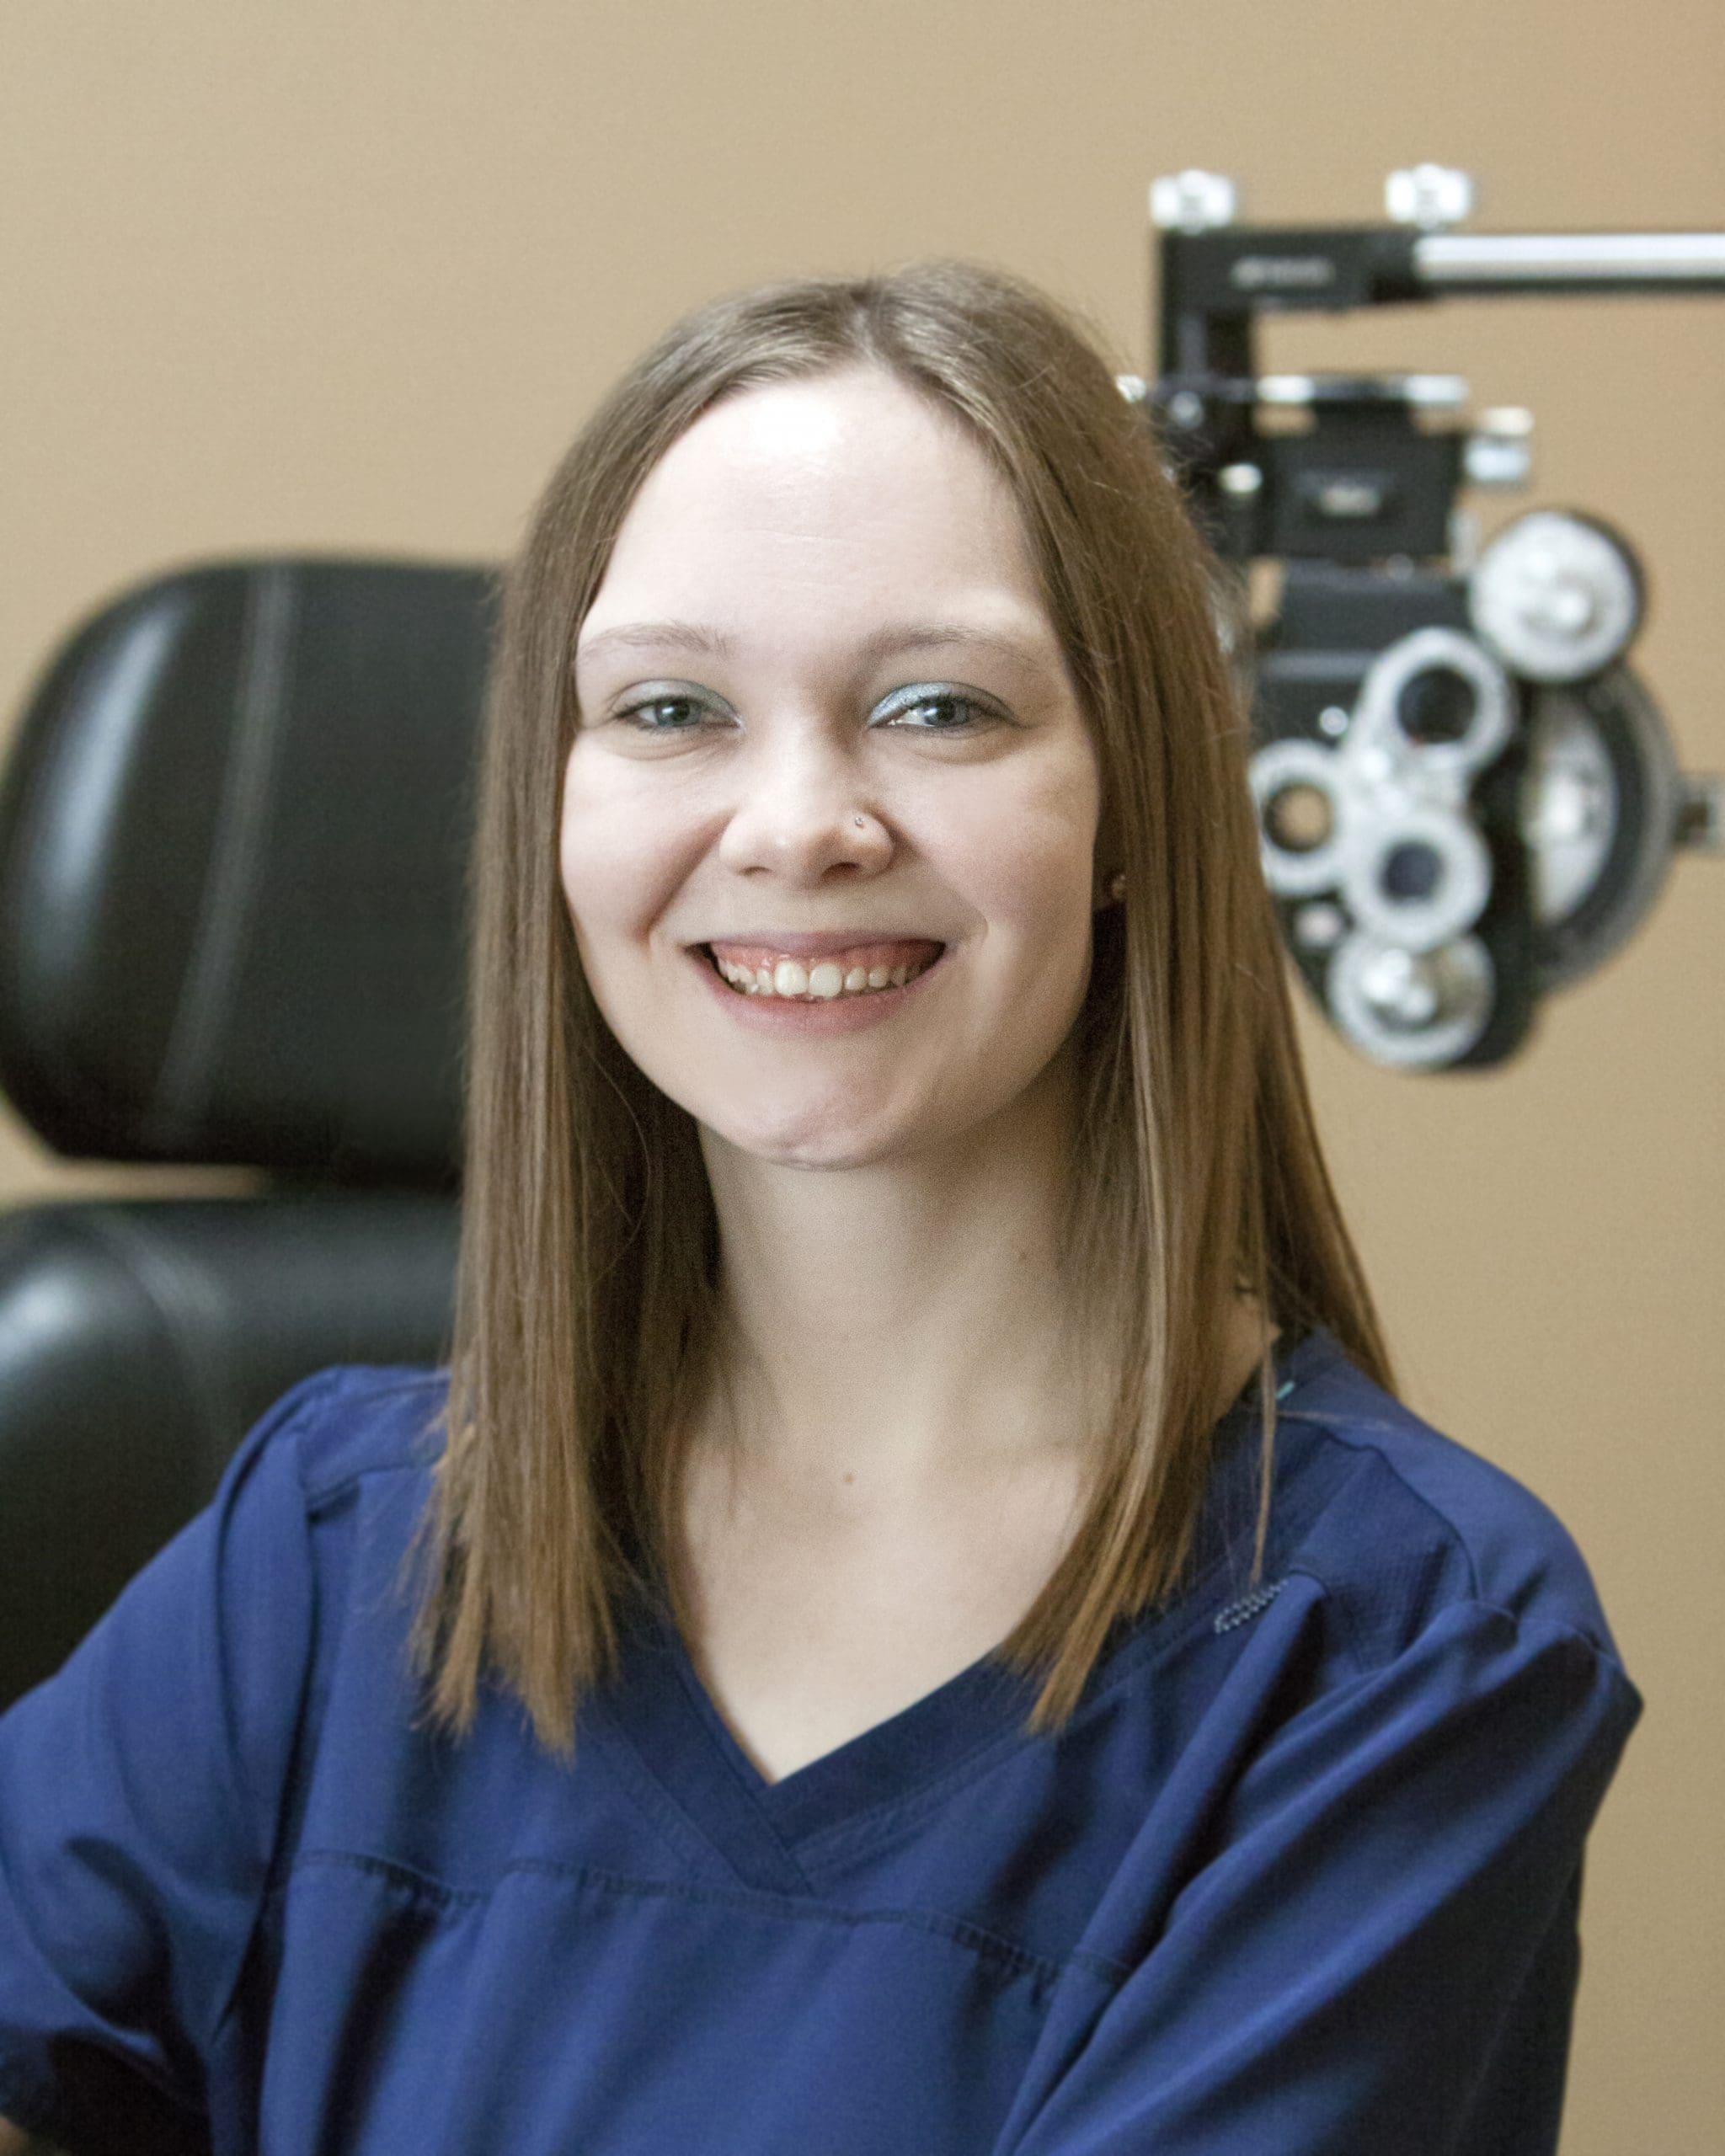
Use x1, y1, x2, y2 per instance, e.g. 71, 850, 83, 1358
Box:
0, 1325, 1642, 2155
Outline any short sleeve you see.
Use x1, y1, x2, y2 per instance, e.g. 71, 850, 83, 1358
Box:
0, 1373, 335, 2153
994, 1597, 1643, 2156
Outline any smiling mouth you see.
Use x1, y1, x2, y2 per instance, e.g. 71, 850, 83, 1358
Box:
702, 938, 944, 1001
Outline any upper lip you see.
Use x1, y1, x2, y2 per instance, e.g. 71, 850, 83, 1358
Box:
692, 930, 945, 957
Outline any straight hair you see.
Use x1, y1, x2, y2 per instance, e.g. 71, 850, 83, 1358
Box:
409, 259, 1396, 1755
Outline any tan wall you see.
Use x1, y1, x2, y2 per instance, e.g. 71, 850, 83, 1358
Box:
3, 3, 1720, 2147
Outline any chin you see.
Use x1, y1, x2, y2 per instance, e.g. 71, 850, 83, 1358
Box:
706, 1110, 907, 1173
692, 1076, 945, 1171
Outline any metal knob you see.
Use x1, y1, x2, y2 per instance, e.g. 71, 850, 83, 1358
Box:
1151, 171, 1239, 234
1469, 510, 1643, 682
1386, 165, 1477, 232
1463, 407, 1535, 490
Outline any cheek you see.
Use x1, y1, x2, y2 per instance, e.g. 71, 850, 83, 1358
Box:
950, 757, 1100, 958
558, 750, 694, 961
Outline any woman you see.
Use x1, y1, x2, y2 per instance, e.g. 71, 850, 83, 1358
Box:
0, 264, 1641, 2153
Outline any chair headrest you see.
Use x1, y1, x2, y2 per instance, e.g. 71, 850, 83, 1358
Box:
0, 558, 495, 1181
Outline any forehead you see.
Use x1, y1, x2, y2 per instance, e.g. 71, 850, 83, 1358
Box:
580, 366, 1049, 639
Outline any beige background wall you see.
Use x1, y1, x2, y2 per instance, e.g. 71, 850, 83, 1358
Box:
3, 3, 1720, 2148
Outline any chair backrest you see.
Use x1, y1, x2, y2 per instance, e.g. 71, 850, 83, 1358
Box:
0, 557, 495, 1704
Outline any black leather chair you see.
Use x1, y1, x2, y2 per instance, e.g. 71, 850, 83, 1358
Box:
0, 558, 495, 1707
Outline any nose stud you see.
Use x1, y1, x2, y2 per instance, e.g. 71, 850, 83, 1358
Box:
853, 816, 868, 829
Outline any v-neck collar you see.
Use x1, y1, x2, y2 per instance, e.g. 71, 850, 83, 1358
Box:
587, 1324, 1346, 1886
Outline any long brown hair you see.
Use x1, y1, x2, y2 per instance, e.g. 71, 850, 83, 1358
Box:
409, 259, 1395, 1754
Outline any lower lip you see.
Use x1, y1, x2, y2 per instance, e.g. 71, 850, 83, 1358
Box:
687, 946, 948, 1034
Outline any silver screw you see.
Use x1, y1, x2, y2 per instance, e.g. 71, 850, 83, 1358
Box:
1167, 388, 1205, 430
1676, 774, 1723, 853
1150, 170, 1240, 234
1318, 706, 1351, 739
1463, 407, 1535, 490
1295, 900, 1348, 949
1465, 438, 1532, 489
1385, 165, 1476, 232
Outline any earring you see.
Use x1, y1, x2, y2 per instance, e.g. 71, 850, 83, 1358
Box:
1105, 871, 1127, 904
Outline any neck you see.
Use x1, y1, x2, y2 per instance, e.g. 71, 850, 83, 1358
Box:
697, 1053, 1094, 1487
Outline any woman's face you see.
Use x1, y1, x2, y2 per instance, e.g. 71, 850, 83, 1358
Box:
563, 363, 1103, 1171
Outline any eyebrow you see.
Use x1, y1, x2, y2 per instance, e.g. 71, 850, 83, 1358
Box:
574, 618, 1057, 675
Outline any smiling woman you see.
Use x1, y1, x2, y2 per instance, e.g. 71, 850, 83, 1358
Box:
425, 275, 1332, 1771
0, 264, 1639, 2155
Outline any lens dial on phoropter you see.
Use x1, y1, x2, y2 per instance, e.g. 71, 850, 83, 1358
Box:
1469, 510, 1644, 683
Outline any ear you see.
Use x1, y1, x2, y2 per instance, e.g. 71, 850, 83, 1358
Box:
1092, 795, 1125, 911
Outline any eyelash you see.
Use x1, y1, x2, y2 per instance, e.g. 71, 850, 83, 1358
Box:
614, 694, 718, 732
875, 688, 997, 733
611, 686, 1001, 734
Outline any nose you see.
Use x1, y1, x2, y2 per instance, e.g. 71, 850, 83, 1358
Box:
716, 730, 893, 883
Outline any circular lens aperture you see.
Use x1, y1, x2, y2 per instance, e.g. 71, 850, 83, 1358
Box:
1396, 665, 1477, 747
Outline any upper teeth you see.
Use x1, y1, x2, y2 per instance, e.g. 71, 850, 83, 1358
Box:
713, 953, 932, 999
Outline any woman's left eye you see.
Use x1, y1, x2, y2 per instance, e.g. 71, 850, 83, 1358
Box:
616, 693, 715, 730
874, 689, 997, 733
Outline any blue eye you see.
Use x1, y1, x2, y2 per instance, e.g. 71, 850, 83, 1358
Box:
875, 687, 997, 732
617, 692, 716, 731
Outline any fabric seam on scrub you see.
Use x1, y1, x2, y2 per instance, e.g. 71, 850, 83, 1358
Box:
266, 1606, 1637, 1993
295, 1374, 451, 1514
275, 1849, 1114, 1990
1274, 1405, 1557, 1616
583, 1688, 789, 1885
789, 1469, 1348, 1873
1268, 1396, 1592, 1671
664, 1637, 820, 1887
205, 1372, 359, 2063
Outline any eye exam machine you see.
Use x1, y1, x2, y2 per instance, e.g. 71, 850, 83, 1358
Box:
1130, 166, 1722, 1071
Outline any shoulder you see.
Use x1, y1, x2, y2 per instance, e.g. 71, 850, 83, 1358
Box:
187, 1364, 450, 1653
1256, 1328, 1627, 1675
231, 1361, 449, 1515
